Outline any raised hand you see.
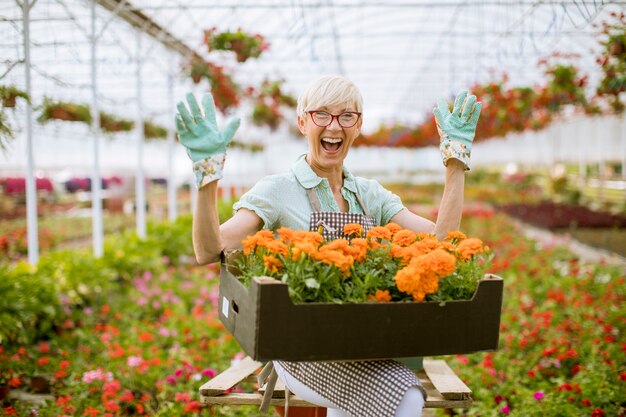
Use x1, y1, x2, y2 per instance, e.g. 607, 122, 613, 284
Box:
433, 90, 482, 170
175, 93, 240, 187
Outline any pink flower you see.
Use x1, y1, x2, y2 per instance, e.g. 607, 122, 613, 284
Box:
175, 392, 191, 403
201, 368, 216, 378
127, 356, 143, 367
534, 391, 545, 401
82, 368, 113, 383
174, 368, 184, 377
165, 375, 177, 385
500, 404, 511, 415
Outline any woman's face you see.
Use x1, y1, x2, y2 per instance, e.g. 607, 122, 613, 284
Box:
298, 102, 362, 172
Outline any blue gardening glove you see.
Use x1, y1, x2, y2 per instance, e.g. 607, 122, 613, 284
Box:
175, 93, 240, 188
433, 90, 482, 170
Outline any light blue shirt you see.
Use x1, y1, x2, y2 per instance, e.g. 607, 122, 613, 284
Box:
233, 154, 405, 230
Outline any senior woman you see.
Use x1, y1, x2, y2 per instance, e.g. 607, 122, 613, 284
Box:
175, 75, 481, 417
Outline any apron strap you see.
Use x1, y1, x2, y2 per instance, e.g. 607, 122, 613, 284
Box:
305, 187, 322, 212
353, 182, 372, 218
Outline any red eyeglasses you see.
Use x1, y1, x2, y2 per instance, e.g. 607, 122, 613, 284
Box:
308, 111, 362, 128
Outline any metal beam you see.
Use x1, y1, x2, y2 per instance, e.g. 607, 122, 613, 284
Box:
95, 0, 201, 59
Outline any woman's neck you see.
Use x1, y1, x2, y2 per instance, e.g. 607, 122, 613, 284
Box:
306, 156, 344, 193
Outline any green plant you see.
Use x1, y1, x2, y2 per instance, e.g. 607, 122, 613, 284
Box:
0, 85, 30, 108
143, 120, 168, 139
0, 110, 14, 151
147, 215, 193, 265
103, 231, 165, 282
204, 27, 268, 62
99, 112, 135, 134
0, 262, 61, 345
37, 99, 92, 125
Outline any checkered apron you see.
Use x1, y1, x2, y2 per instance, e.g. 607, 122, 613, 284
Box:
275, 186, 424, 417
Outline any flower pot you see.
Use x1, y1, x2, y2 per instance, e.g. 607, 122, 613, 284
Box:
0, 385, 10, 400
609, 40, 625, 56
29, 375, 51, 394
2, 95, 16, 108
275, 406, 326, 417
49, 107, 71, 121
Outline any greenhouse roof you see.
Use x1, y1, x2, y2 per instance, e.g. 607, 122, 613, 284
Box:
1, 0, 625, 133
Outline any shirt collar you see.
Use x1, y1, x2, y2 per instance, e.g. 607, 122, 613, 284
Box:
292, 153, 358, 193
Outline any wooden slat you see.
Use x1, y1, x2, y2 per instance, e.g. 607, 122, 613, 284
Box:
258, 379, 287, 398
201, 392, 313, 407
423, 359, 472, 401
199, 357, 263, 396
200, 359, 473, 409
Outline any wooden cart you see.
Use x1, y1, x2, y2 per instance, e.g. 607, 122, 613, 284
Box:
200, 356, 472, 411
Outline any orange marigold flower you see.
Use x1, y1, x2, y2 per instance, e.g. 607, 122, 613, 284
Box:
260, 239, 289, 257
348, 238, 369, 262
415, 232, 436, 241
343, 223, 363, 237
263, 254, 283, 273
313, 250, 354, 276
457, 238, 484, 260
445, 231, 467, 241
277, 227, 295, 243
392, 229, 417, 246
366, 226, 392, 241
422, 249, 456, 277
373, 289, 392, 302
293, 230, 324, 246
320, 239, 350, 253
411, 238, 442, 255
384, 222, 402, 236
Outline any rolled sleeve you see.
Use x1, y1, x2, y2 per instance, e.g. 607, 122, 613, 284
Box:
233, 176, 280, 229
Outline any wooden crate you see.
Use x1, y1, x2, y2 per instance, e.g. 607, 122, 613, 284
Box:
200, 356, 472, 409
218, 254, 503, 361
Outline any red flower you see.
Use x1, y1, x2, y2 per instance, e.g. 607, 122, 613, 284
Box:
620, 372, 626, 381
175, 392, 192, 403
37, 356, 50, 366
38, 342, 51, 353
591, 408, 605, 417
104, 400, 119, 413
582, 399, 592, 407
83, 406, 100, 416
7, 377, 21, 388
183, 400, 202, 413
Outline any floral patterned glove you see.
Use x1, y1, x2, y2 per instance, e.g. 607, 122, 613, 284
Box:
175, 93, 240, 188
433, 90, 482, 170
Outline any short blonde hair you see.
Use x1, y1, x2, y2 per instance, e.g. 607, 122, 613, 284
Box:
297, 75, 363, 118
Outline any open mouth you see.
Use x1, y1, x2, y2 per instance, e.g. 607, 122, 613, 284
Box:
321, 137, 343, 153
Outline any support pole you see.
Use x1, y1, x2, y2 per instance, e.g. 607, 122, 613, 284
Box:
22, 0, 38, 264
167, 70, 177, 221
135, 31, 146, 238
91, 0, 104, 257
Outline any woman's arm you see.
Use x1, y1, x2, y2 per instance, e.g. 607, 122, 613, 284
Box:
389, 159, 464, 239
193, 181, 263, 265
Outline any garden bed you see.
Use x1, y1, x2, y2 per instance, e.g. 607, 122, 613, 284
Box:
497, 201, 626, 229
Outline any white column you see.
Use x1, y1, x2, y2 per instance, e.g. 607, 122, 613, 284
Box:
135, 32, 146, 238
90, 0, 104, 257
622, 114, 626, 180
22, 0, 38, 264
167, 71, 177, 221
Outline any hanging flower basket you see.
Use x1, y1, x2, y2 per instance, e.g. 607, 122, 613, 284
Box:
99, 112, 135, 134
230, 140, 264, 153
0, 85, 30, 109
260, 79, 297, 108
251, 100, 282, 130
204, 27, 269, 62
184, 59, 241, 113
37, 99, 92, 125
143, 120, 168, 140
